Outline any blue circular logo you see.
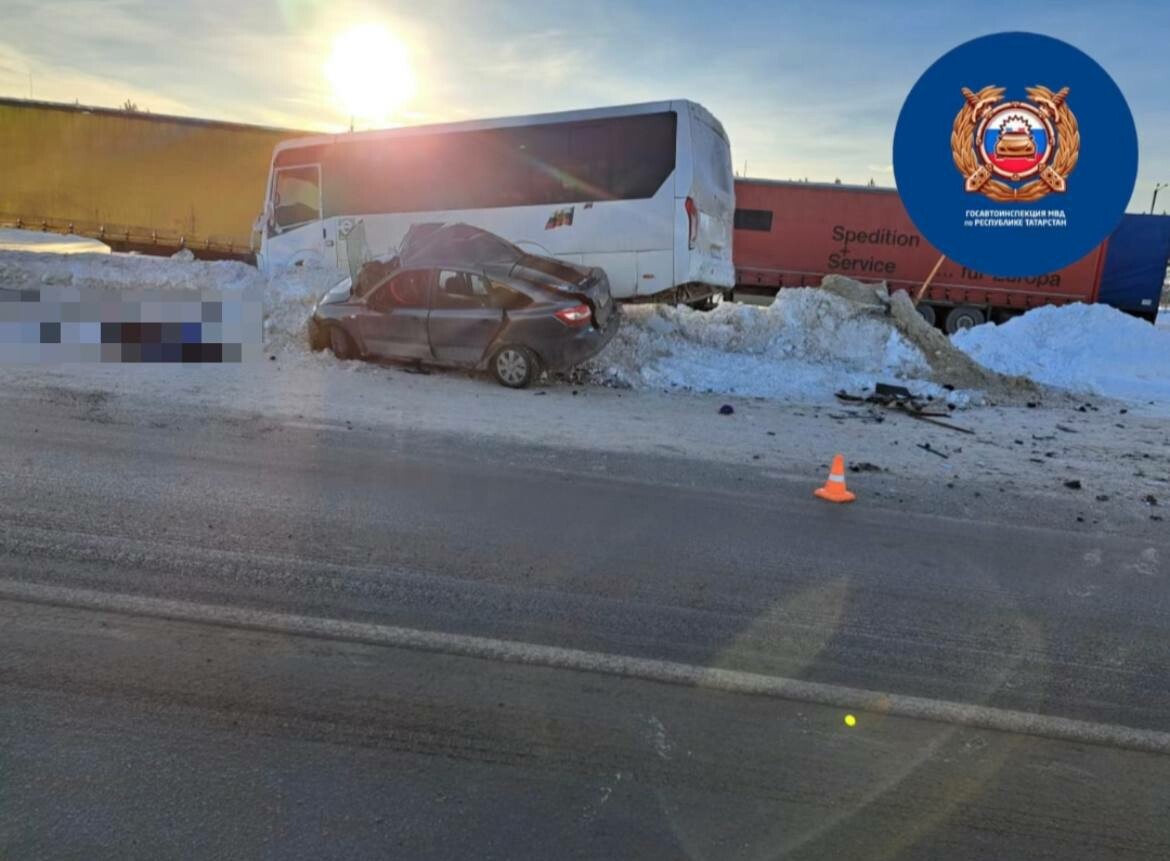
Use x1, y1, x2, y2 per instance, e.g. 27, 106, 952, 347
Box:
893, 32, 1137, 277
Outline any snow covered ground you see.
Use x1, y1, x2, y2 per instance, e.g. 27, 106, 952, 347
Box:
588, 291, 953, 403
588, 291, 1170, 413
0, 228, 110, 254
0, 247, 261, 292
4, 247, 1168, 415
954, 303, 1170, 414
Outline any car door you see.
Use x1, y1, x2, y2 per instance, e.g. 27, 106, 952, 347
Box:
357, 269, 434, 360
428, 270, 506, 366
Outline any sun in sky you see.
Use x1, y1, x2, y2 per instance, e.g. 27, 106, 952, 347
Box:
324, 24, 416, 128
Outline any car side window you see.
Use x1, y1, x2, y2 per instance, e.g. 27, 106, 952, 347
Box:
435, 270, 493, 309
369, 269, 429, 312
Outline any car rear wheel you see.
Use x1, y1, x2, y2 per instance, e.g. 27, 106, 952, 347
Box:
329, 325, 358, 360
491, 345, 537, 388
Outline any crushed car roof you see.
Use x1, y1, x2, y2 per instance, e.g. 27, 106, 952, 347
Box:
396, 223, 525, 268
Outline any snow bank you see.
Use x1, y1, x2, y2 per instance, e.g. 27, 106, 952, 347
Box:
262, 263, 344, 354
589, 288, 955, 403
0, 249, 262, 293
0, 249, 343, 356
0, 228, 110, 254
953, 302, 1170, 410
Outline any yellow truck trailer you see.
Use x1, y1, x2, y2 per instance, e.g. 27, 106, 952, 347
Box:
0, 98, 309, 260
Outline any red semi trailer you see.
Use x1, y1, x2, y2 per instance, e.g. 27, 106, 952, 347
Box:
732, 178, 1110, 332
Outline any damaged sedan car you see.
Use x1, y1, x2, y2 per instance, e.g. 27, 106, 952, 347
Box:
309, 223, 618, 387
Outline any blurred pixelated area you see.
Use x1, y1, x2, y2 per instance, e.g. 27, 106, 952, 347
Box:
0, 286, 263, 363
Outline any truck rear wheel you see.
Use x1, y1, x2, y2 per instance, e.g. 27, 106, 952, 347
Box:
945, 305, 985, 334
916, 304, 937, 327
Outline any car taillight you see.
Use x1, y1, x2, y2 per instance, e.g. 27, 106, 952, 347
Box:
685, 196, 699, 249
554, 304, 592, 328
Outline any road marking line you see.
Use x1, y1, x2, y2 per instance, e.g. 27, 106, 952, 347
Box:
3, 576, 1170, 756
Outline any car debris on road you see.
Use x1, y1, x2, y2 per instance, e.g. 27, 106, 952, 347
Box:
835, 385, 974, 434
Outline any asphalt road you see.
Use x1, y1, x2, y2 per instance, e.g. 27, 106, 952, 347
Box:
2, 392, 1170, 858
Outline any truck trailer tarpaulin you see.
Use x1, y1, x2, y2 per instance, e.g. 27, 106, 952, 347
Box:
0, 98, 310, 261
733, 178, 1169, 330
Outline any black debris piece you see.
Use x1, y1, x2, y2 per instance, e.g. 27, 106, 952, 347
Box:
1064, 479, 1082, 490
917, 442, 948, 459
1026, 402, 1038, 408
849, 462, 883, 473
718, 404, 735, 415
1056, 424, 1078, 433
1145, 494, 1159, 506
1095, 494, 1109, 502
766, 431, 776, 436
875, 382, 914, 399
836, 388, 972, 433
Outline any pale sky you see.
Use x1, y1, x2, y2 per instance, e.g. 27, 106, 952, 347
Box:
2, 0, 1167, 212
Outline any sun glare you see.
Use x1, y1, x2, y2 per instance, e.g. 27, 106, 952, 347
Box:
325, 24, 416, 127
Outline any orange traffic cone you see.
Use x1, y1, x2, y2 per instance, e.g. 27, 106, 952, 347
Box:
814, 454, 856, 503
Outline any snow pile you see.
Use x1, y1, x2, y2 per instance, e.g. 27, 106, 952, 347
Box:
0, 248, 343, 356
0, 228, 110, 254
591, 288, 953, 402
262, 263, 344, 354
0, 248, 263, 293
953, 302, 1170, 409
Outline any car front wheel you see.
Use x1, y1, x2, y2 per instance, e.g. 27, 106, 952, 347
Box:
491, 345, 537, 388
